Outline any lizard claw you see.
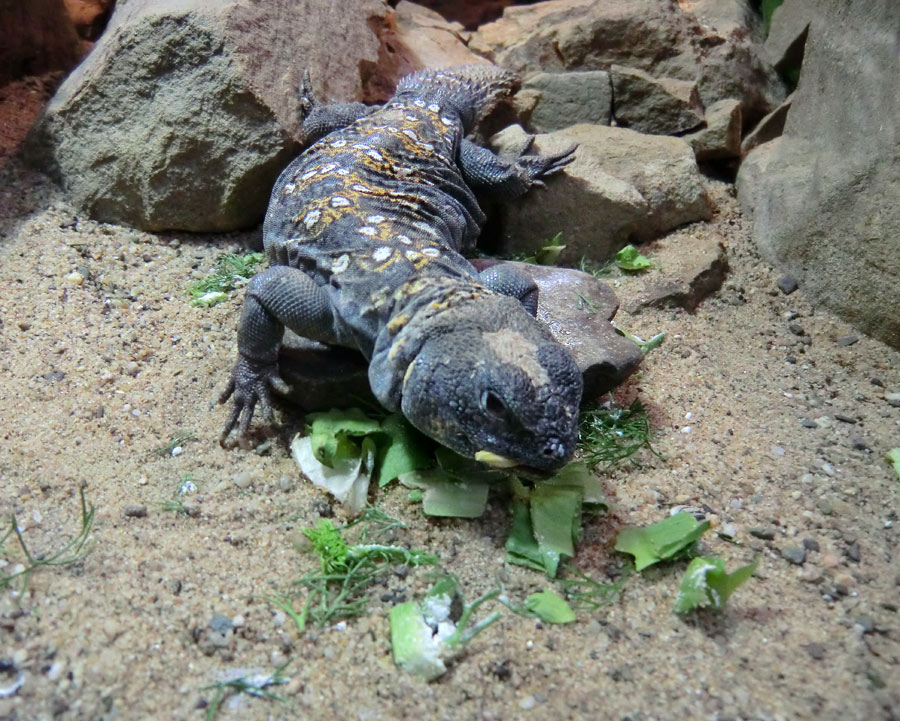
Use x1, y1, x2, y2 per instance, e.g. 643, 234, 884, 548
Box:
299, 69, 318, 116
516, 143, 577, 184
219, 356, 290, 446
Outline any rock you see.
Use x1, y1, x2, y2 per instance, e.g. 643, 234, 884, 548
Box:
610, 66, 704, 136
123, 503, 148, 518
835, 336, 858, 347
750, 527, 776, 541
470, 0, 784, 126
489, 124, 711, 263
777, 273, 799, 295
524, 71, 612, 132
472, 260, 643, 400
781, 545, 807, 565
411, 0, 518, 31
685, 99, 742, 161
0, 0, 85, 85
29, 0, 388, 232
737, 0, 900, 349
740, 93, 793, 155
620, 233, 728, 314
279, 334, 374, 411
764, 0, 812, 73
363, 1, 487, 103
803, 642, 825, 660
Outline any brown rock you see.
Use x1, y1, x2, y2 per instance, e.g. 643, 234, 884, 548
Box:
363, 1, 488, 103
685, 99, 742, 161
63, 0, 113, 40
741, 93, 794, 156
610, 66, 704, 136
620, 233, 729, 314
411, 0, 518, 31
489, 123, 711, 264
31, 0, 388, 232
470, 0, 784, 126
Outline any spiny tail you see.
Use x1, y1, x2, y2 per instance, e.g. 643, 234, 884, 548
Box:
394, 64, 520, 129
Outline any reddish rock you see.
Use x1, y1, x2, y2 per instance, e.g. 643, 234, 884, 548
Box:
0, 0, 84, 85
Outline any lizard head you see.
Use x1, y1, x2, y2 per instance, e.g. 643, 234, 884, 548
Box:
395, 297, 583, 476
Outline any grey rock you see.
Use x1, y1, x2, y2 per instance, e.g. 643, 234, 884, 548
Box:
803, 642, 825, 660
470, 0, 784, 126
490, 123, 711, 264
764, 0, 812, 72
777, 273, 799, 295
781, 545, 806, 565
835, 336, 858, 347
29, 0, 387, 232
123, 503, 148, 518
610, 65, 704, 136
750, 527, 776, 541
620, 233, 729, 314
741, 93, 794, 155
685, 99, 742, 161
736, 0, 900, 348
524, 71, 612, 132
845, 542, 861, 563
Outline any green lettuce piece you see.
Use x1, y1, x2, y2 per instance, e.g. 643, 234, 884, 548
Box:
530, 484, 581, 559
535, 242, 566, 266
506, 500, 556, 575
887, 448, 900, 485
398, 469, 490, 518
616, 244, 652, 272
673, 556, 758, 614
543, 461, 608, 511
525, 590, 576, 624
390, 576, 500, 680
615, 513, 711, 571
307, 408, 381, 468
290, 433, 375, 515
374, 414, 433, 487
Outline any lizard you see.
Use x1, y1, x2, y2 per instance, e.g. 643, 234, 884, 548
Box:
219, 64, 583, 476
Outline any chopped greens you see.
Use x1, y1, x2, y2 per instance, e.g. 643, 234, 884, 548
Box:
673, 556, 758, 614
615, 327, 666, 354
524, 590, 576, 624
278, 515, 438, 631
558, 564, 631, 611
399, 470, 491, 518
0, 488, 95, 592
202, 660, 290, 721
187, 252, 265, 307
614, 513, 710, 571
374, 414, 433, 486
615, 244, 652, 272
390, 575, 501, 680
306, 408, 381, 468
291, 434, 375, 515
505, 462, 600, 577
888, 448, 900, 486
579, 401, 655, 469
515, 232, 566, 266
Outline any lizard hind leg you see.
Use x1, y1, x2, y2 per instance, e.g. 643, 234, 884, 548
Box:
477, 263, 539, 316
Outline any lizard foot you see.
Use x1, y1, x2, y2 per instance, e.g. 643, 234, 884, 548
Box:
516, 143, 578, 188
219, 356, 291, 447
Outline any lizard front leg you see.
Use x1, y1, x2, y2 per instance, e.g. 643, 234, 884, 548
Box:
458, 137, 576, 199
219, 266, 340, 443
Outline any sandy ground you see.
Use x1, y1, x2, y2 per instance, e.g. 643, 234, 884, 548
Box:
1, 80, 899, 721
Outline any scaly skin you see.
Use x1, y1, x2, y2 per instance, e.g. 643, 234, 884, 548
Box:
220, 65, 582, 475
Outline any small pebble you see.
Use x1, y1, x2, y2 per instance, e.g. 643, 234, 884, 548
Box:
800, 419, 818, 428
750, 527, 776, 541
804, 643, 826, 660
719, 523, 737, 539
834, 414, 857, 424
278, 475, 295, 492
802, 538, 820, 552
123, 361, 140, 377
782, 546, 806, 565
845, 542, 861, 563
836, 336, 858, 346
884, 392, 900, 408
232, 471, 253, 489
123, 503, 148, 518
519, 695, 538, 711
65, 271, 84, 285
821, 553, 841, 568
771, 445, 786, 457
17, 320, 31, 331
777, 274, 799, 295
209, 615, 233, 635
171, 445, 183, 457
788, 323, 805, 336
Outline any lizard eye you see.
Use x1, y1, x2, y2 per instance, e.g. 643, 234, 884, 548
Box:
481, 390, 507, 418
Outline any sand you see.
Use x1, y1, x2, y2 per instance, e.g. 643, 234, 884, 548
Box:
1, 79, 898, 721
